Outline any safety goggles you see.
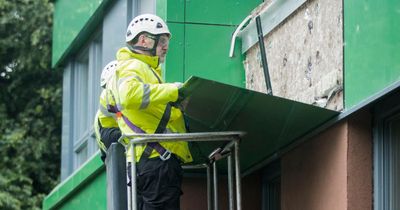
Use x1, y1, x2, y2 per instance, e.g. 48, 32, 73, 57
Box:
145, 34, 170, 47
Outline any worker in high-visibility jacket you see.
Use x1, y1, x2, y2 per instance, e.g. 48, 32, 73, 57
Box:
108, 14, 192, 209
93, 60, 121, 162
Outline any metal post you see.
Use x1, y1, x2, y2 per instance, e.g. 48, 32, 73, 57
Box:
207, 164, 213, 210
127, 161, 132, 210
234, 140, 242, 210
255, 15, 273, 96
213, 161, 219, 210
227, 153, 235, 210
105, 143, 128, 210
130, 142, 137, 210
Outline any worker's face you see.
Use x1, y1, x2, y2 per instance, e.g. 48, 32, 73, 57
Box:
139, 34, 170, 63
155, 34, 170, 63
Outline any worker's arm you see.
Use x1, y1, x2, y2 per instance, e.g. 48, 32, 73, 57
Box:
117, 68, 178, 109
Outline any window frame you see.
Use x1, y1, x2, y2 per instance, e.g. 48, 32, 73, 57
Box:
373, 91, 400, 210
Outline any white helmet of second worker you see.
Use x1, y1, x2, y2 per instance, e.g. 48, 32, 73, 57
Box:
125, 14, 170, 42
100, 60, 118, 88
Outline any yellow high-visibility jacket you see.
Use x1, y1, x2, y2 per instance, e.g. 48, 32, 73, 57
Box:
108, 47, 192, 163
93, 89, 119, 153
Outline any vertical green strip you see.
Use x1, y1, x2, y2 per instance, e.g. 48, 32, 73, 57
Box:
157, 0, 186, 82
156, 0, 167, 20
344, 0, 400, 108
164, 23, 185, 82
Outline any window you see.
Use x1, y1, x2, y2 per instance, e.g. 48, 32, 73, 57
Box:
374, 92, 400, 210
60, 34, 102, 171
73, 36, 102, 169
262, 160, 281, 210
73, 49, 90, 168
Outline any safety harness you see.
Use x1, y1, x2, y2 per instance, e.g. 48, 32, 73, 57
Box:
106, 66, 173, 161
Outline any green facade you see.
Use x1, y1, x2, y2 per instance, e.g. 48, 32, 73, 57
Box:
159, 0, 261, 87
344, 0, 400, 108
52, 0, 111, 67
43, 154, 106, 209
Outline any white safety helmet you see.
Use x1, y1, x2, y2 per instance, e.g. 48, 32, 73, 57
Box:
100, 60, 118, 88
126, 14, 170, 42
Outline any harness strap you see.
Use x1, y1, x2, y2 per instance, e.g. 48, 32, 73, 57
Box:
141, 103, 172, 160
107, 103, 172, 161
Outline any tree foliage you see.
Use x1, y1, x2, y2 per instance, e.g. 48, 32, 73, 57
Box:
0, 0, 61, 209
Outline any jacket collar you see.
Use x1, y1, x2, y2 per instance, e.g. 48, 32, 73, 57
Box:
116, 47, 159, 69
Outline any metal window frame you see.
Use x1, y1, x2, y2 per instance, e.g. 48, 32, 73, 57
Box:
262, 160, 281, 210
72, 47, 89, 169
373, 91, 400, 210
71, 33, 104, 169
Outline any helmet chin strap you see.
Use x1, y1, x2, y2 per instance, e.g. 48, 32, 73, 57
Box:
128, 35, 160, 57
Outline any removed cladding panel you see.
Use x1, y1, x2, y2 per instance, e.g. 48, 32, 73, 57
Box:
244, 0, 343, 111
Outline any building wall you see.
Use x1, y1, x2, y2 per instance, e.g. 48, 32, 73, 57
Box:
282, 122, 348, 210
181, 173, 262, 210
281, 111, 372, 210
244, 0, 343, 111
347, 110, 372, 210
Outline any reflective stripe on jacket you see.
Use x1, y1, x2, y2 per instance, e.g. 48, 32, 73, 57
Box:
109, 47, 193, 163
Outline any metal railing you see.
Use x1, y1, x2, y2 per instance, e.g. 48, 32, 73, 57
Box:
109, 131, 244, 210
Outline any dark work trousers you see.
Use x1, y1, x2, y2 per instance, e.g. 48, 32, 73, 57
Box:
130, 155, 183, 210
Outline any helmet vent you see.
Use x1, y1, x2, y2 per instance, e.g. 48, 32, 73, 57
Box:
156, 22, 163, 28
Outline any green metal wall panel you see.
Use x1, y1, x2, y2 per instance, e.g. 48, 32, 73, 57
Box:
57, 172, 107, 210
344, 0, 400, 108
157, 0, 185, 23
186, 0, 262, 25
180, 77, 339, 172
43, 154, 106, 209
164, 23, 185, 82
184, 24, 245, 87
52, 0, 111, 67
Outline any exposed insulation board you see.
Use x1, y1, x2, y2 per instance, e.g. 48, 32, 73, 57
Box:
243, 0, 343, 111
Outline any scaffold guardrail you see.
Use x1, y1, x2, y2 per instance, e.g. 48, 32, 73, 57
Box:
113, 131, 245, 210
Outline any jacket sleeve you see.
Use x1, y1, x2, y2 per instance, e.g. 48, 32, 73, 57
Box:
99, 126, 122, 149
117, 68, 178, 110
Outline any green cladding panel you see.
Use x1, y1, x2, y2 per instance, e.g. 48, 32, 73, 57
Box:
185, 24, 245, 87
52, 0, 109, 67
180, 77, 339, 172
186, 0, 262, 25
160, 0, 261, 86
157, 0, 185, 22
164, 23, 185, 82
43, 154, 106, 210
56, 172, 107, 210
344, 0, 400, 108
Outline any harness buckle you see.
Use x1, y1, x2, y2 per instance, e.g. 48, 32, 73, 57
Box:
116, 112, 122, 119
159, 149, 172, 161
